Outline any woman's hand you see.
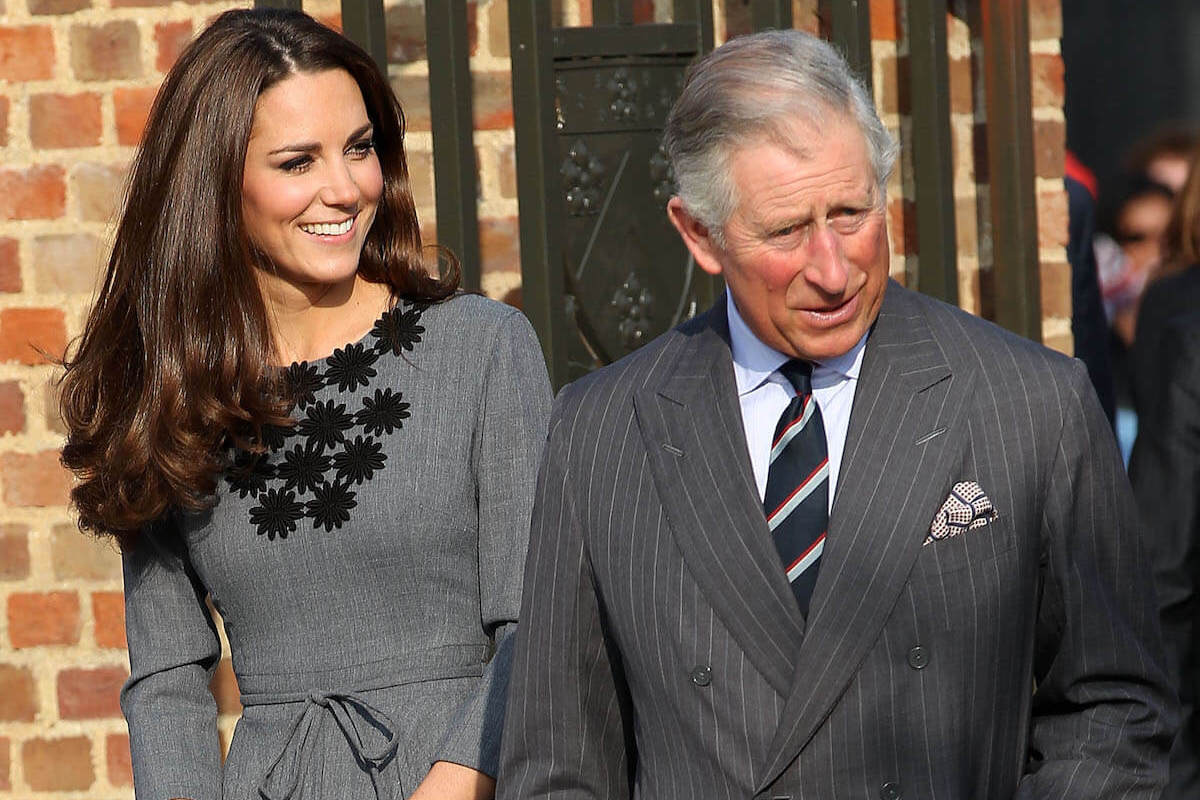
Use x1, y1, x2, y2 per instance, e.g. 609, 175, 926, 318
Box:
408, 761, 495, 800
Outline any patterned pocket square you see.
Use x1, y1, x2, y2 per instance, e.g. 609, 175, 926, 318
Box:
924, 481, 998, 546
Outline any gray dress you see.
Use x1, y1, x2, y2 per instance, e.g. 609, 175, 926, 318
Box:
120, 295, 552, 800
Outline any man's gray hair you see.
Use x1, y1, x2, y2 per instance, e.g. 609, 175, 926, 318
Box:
663, 30, 898, 240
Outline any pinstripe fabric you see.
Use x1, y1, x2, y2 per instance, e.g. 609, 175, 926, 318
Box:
498, 281, 1177, 800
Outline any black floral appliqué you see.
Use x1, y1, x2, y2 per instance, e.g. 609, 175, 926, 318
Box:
356, 388, 410, 436
306, 481, 358, 532
250, 488, 305, 540
275, 444, 332, 494
324, 342, 379, 393
228, 300, 427, 541
372, 305, 425, 355
297, 399, 355, 450
332, 435, 387, 485
284, 361, 324, 410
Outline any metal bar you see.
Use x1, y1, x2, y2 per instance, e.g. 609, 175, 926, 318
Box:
340, 0, 387, 75
253, 0, 302, 8
425, 0, 482, 291
981, 0, 1041, 340
908, 0, 958, 304
553, 23, 701, 58
592, 0, 636, 26
509, 1, 569, 385
752, 0, 793, 31
821, 0, 873, 94
672, 0, 714, 52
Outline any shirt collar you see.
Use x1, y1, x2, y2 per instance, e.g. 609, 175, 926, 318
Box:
727, 292, 868, 397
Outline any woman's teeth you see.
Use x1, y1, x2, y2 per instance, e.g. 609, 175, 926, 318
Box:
300, 219, 352, 236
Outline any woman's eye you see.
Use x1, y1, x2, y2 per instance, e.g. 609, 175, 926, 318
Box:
348, 139, 375, 158
280, 155, 311, 173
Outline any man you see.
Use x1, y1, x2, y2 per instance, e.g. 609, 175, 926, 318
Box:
1131, 312, 1200, 799
499, 31, 1175, 799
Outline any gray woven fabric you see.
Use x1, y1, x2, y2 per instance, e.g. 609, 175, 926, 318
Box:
499, 280, 1177, 800
121, 294, 552, 800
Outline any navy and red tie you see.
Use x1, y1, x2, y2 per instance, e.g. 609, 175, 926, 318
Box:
763, 359, 829, 617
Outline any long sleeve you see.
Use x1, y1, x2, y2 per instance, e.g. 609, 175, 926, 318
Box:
120, 517, 223, 800
496, 388, 636, 800
1018, 361, 1178, 798
435, 309, 552, 776
1129, 320, 1200, 799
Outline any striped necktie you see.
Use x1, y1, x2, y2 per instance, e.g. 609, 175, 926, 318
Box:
763, 359, 829, 617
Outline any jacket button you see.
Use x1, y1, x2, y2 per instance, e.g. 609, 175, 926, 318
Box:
690, 665, 712, 686
880, 781, 902, 800
907, 645, 929, 670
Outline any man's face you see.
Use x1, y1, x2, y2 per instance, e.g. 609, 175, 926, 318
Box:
669, 114, 890, 362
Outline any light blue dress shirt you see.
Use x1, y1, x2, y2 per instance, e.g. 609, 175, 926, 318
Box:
726, 293, 867, 511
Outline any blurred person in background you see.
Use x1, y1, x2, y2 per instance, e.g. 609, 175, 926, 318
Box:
1129, 311, 1200, 800
1125, 126, 1198, 194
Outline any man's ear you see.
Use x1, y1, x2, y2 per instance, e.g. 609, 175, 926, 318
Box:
666, 197, 725, 277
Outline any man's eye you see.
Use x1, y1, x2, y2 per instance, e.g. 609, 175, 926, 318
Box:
771, 224, 799, 237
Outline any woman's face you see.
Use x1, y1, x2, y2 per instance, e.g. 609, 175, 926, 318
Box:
242, 68, 383, 297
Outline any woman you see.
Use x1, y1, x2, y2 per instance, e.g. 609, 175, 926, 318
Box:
58, 9, 550, 800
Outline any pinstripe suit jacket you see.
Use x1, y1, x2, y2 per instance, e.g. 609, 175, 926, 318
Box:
499, 281, 1176, 800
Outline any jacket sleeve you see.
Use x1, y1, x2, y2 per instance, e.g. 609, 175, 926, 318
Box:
1129, 323, 1200, 798
496, 385, 637, 800
435, 309, 553, 777
120, 517, 223, 800
1018, 360, 1179, 798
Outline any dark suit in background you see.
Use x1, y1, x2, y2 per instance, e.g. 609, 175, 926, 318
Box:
1132, 265, 1200, 420
1130, 312, 1200, 800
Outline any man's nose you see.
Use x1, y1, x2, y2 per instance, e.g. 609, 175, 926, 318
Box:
320, 160, 361, 208
804, 225, 850, 294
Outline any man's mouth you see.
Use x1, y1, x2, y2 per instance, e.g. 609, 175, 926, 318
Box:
800, 293, 858, 326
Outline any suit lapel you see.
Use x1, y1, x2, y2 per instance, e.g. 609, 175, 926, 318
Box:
636, 301, 804, 696
756, 283, 975, 790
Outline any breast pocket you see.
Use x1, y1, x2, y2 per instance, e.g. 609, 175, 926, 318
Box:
909, 517, 1021, 632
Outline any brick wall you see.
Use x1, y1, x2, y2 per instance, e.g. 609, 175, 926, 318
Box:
0, 0, 1066, 796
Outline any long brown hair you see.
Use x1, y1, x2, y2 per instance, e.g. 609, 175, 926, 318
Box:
59, 9, 458, 548
1161, 144, 1200, 276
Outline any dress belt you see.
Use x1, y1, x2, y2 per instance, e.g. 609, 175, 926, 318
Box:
253, 690, 400, 800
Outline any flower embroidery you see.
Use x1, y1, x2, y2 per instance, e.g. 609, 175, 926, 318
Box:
306, 481, 358, 532
297, 399, 355, 451
356, 388, 410, 436
275, 444, 332, 494
372, 305, 426, 355
250, 488, 305, 540
227, 300, 426, 540
324, 342, 379, 393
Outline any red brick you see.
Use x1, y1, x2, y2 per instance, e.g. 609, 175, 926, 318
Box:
0, 96, 9, 147
1029, 0, 1063, 41
154, 20, 192, 73
0, 523, 30, 579
0, 307, 67, 366
474, 72, 513, 130
0, 664, 37, 721
210, 658, 242, 715
0, 165, 66, 220
795, 0, 821, 35
114, 86, 157, 146
30, 92, 102, 149
409, 149, 434, 209
32, 233, 102, 293
632, 0, 654, 23
480, 216, 520, 274
106, 733, 131, 787
72, 161, 127, 222
1040, 259, 1072, 320
57, 665, 126, 719
0, 382, 24, 435
1034, 117, 1065, 180
0, 26, 55, 81
888, 197, 918, 256
498, 143, 516, 200
0, 450, 71, 510
0, 238, 18, 292
390, 75, 432, 132
93, 591, 126, 649
948, 56, 973, 115
29, 0, 91, 12
44, 383, 68, 435
1038, 188, 1069, 249
870, 0, 900, 40
52, 523, 121, 581
70, 21, 142, 81
8, 591, 80, 647
877, 54, 908, 116
1031, 53, 1065, 109
387, 2, 476, 64
0, 736, 8, 791
22, 736, 94, 791
486, 0, 509, 58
